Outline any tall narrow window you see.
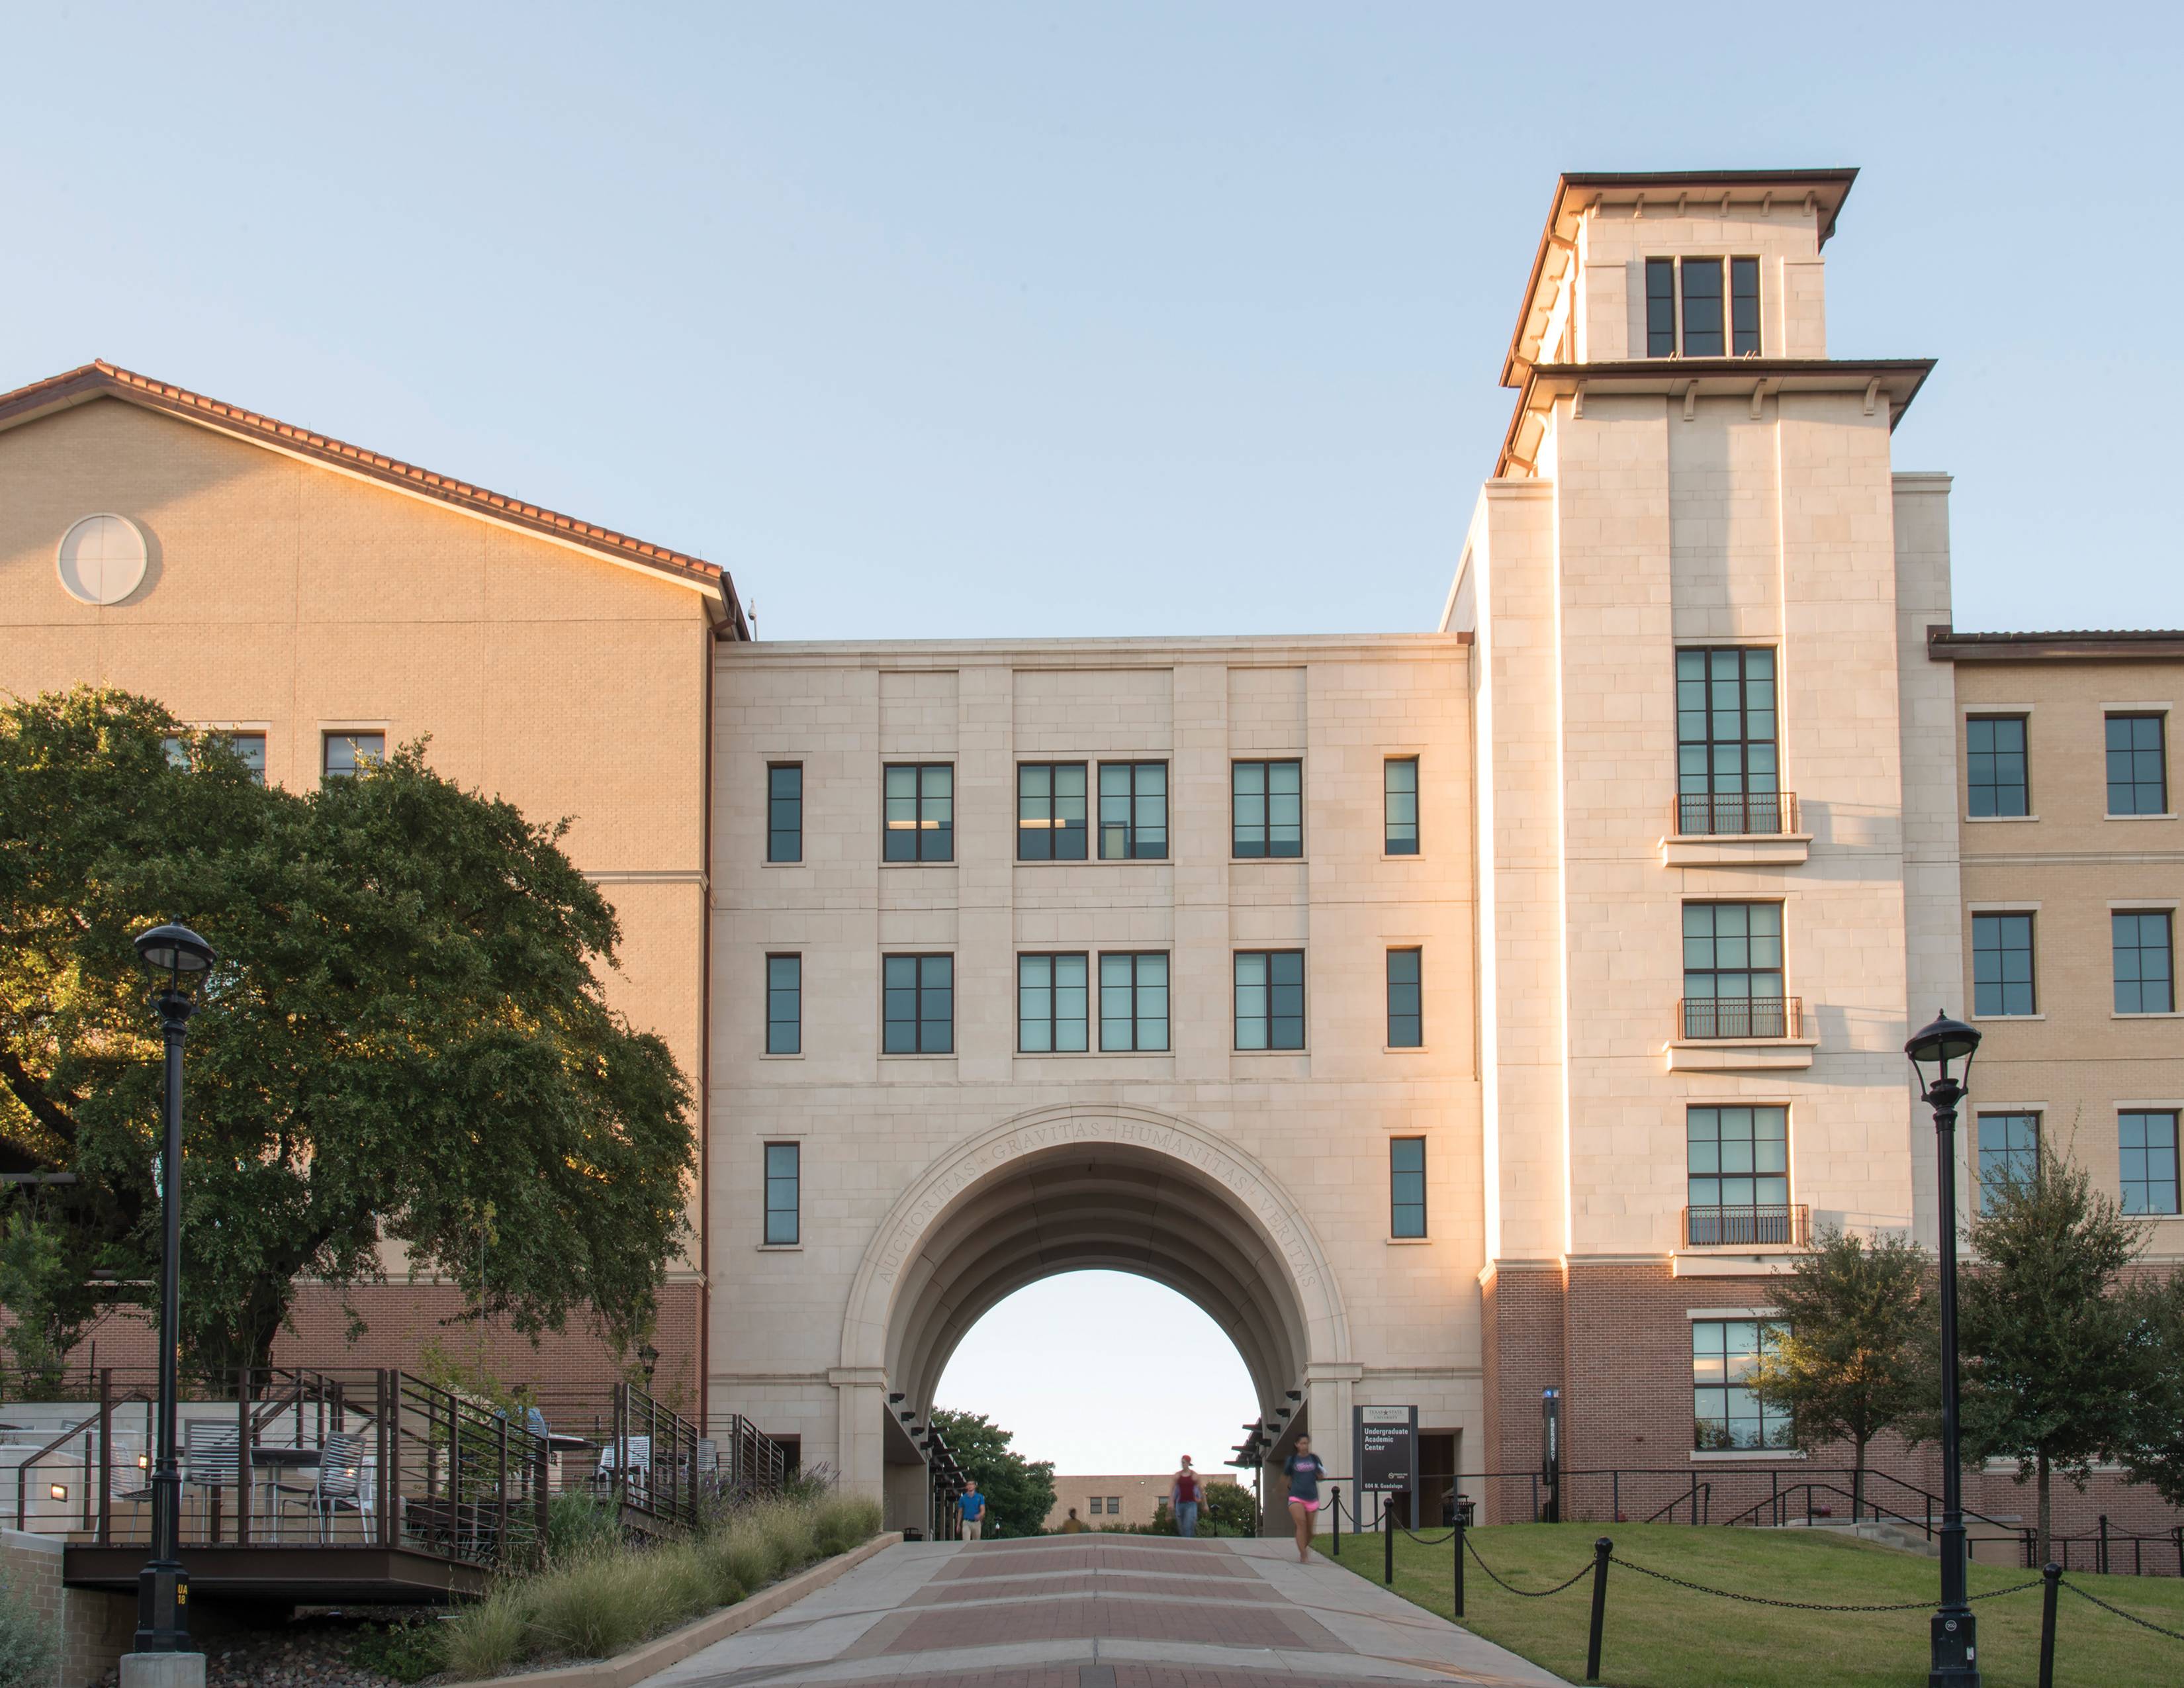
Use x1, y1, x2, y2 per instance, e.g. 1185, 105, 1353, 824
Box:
768, 764, 803, 863
323, 731, 384, 779
766, 955, 802, 1055
1097, 762, 1168, 860
1234, 951, 1305, 1050
883, 764, 954, 862
1731, 257, 1761, 355
764, 1143, 800, 1245
2107, 714, 2168, 815
1686, 1106, 1790, 1243
1097, 953, 1169, 1052
1976, 1113, 2039, 1207
2120, 1111, 2181, 1215
1390, 1137, 1426, 1238
882, 954, 954, 1053
1017, 763, 1088, 861
2114, 911, 2175, 1014
1972, 913, 2037, 1017
1681, 903, 1786, 1037
1384, 757, 1420, 855
1676, 647, 1779, 834
1232, 760, 1303, 858
1966, 718, 2029, 818
1645, 258, 1676, 357
1680, 258, 1725, 356
1385, 949, 1422, 1047
1017, 953, 1089, 1053
1692, 1320, 1792, 1450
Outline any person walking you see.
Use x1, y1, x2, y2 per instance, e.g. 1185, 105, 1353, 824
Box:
1169, 1456, 1204, 1538
1283, 1435, 1327, 1564
958, 1478, 987, 1542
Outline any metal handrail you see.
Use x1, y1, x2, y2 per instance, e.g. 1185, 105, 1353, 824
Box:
1673, 791, 1798, 837
1683, 1204, 1809, 1247
1677, 996, 1801, 1040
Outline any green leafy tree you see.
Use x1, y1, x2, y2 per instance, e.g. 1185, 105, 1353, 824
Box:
1954, 1154, 2150, 1562
0, 686, 695, 1380
0, 1199, 83, 1398
1747, 1226, 1934, 1523
929, 1407, 1055, 1539
2118, 1269, 2184, 1508
1150, 1479, 1259, 1537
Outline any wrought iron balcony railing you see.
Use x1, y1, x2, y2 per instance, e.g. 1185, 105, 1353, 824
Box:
1678, 996, 1801, 1041
1685, 1203, 1810, 1248
1674, 791, 1797, 837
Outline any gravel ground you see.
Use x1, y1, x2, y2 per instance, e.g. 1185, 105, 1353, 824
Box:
101, 1608, 448, 1688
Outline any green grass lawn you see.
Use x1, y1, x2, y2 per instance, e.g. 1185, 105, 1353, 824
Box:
1318, 1521, 2184, 1687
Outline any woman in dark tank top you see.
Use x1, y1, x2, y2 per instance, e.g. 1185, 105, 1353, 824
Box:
1283, 1433, 1327, 1564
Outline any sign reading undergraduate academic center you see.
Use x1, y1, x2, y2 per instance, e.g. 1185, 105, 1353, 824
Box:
1355, 1404, 1419, 1526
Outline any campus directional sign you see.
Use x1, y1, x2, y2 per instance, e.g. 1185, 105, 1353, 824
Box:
1355, 1403, 1419, 1526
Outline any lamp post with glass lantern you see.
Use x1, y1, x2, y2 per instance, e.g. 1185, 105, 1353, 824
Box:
127, 921, 214, 1675
1905, 1010, 1982, 1688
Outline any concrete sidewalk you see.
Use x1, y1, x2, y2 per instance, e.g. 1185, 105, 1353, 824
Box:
642, 1534, 1569, 1688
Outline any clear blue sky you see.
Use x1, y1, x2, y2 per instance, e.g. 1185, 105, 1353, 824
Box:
6, 3, 2177, 643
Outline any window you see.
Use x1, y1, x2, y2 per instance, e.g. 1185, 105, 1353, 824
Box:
1972, 913, 2037, 1017
1234, 951, 1305, 1050
1097, 762, 1169, 860
1977, 1113, 2039, 1207
1676, 647, 1780, 834
766, 955, 801, 1055
1108, 1495, 1121, 1511
2107, 714, 2168, 815
1099, 953, 1169, 1052
768, 764, 803, 863
1087, 1496, 1103, 1515
1646, 258, 1761, 359
1687, 1107, 1790, 1243
1384, 757, 1420, 855
763, 1143, 799, 1245
163, 731, 267, 783
1964, 718, 2028, 818
882, 955, 954, 1054
1645, 259, 1676, 357
322, 731, 384, 779
2114, 912, 2175, 1014
1017, 763, 1088, 861
1731, 258, 1760, 355
1018, 953, 1089, 1053
1390, 1137, 1426, 1238
1693, 1319, 1792, 1450
1232, 760, 1302, 858
2120, 1111, 2181, 1215
1681, 903, 1786, 1037
1681, 257, 1725, 356
1386, 949, 1422, 1047
883, 764, 953, 862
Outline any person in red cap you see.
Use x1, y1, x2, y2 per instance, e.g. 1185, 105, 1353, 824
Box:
1169, 1455, 1203, 1538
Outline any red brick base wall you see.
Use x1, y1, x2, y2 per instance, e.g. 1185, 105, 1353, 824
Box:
1479, 1264, 1566, 1523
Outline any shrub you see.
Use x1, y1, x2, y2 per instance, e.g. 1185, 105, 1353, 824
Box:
704, 1515, 778, 1596
441, 1582, 530, 1681
345, 1618, 445, 1685
545, 1492, 622, 1564
0, 1573, 55, 1688
814, 1491, 882, 1556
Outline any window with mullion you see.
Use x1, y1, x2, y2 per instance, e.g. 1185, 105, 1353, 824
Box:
1682, 903, 1784, 1037
2114, 912, 2175, 1014
1693, 1319, 1792, 1450
2107, 714, 2168, 815
1680, 258, 1725, 356
1232, 760, 1303, 858
1097, 762, 1168, 860
768, 763, 803, 862
1972, 913, 2037, 1017
883, 764, 954, 862
766, 954, 801, 1055
1676, 647, 1778, 833
883, 953, 954, 1053
1686, 1107, 1789, 1241
1385, 949, 1422, 1047
1234, 950, 1305, 1050
1730, 258, 1761, 355
1017, 953, 1089, 1053
324, 731, 385, 780
1098, 953, 1169, 1052
1966, 718, 2028, 818
1645, 259, 1676, 357
2120, 1111, 2181, 1215
1384, 757, 1420, 855
763, 1143, 800, 1245
1017, 763, 1088, 861
1976, 1113, 2039, 1208
1390, 1137, 1426, 1238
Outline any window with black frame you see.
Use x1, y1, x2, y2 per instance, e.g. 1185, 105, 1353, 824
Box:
2113, 911, 2175, 1015
766, 955, 801, 1055
1972, 912, 2037, 1017
883, 764, 954, 862
1097, 761, 1168, 860
1384, 757, 1420, 855
1017, 763, 1088, 861
768, 763, 803, 862
2107, 714, 2168, 816
883, 954, 954, 1053
764, 1143, 800, 1245
1645, 258, 1761, 358
1099, 953, 1169, 1052
1233, 950, 1305, 1050
1676, 647, 1780, 834
1017, 953, 1088, 1052
1681, 903, 1787, 1037
1232, 760, 1302, 858
1976, 1113, 2038, 1209
1965, 718, 2028, 818
1390, 1137, 1426, 1238
1693, 1319, 1792, 1450
2120, 1111, 2181, 1215
1686, 1106, 1791, 1243
1385, 949, 1422, 1047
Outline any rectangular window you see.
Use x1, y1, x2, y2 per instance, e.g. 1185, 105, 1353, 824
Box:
1087, 1497, 1103, 1515
766, 955, 801, 1055
1977, 1113, 2039, 1207
164, 731, 267, 782
1645, 258, 1676, 357
1676, 647, 1779, 834
1098, 953, 1170, 1052
2115, 911, 2175, 1015
1687, 1107, 1790, 1242
1108, 1495, 1121, 1511
768, 764, 803, 863
2107, 714, 2168, 815
763, 1143, 800, 1245
1018, 953, 1089, 1053
1390, 1137, 1426, 1238
1972, 913, 2037, 1017
882, 954, 954, 1054
1097, 762, 1168, 860
1384, 757, 1420, 855
1234, 950, 1306, 1051
1386, 949, 1422, 1047
1693, 1319, 1792, 1450
883, 764, 954, 862
1232, 759, 1303, 858
1731, 257, 1761, 355
1966, 717, 2029, 818
1017, 763, 1089, 861
1680, 258, 1725, 357
322, 731, 384, 779
1681, 903, 1785, 1037
2120, 1111, 2181, 1215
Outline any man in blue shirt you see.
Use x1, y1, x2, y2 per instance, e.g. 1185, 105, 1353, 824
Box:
958, 1478, 987, 1541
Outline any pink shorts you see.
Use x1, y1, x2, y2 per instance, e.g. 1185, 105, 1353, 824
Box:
1288, 1496, 1320, 1513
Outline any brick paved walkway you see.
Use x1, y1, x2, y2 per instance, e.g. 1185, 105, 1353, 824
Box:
643, 1535, 1569, 1688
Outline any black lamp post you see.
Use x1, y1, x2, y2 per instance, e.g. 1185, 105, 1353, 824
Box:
130, 920, 214, 1659
638, 1342, 660, 1387
1906, 1009, 1982, 1688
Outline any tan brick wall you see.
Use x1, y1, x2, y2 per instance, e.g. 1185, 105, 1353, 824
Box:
1, 1528, 134, 1688
1044, 1472, 1240, 1532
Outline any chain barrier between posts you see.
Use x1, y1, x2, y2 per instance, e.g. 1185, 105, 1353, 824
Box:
2059, 1578, 2184, 1642
1607, 1554, 2043, 1613
1459, 1538, 1598, 1599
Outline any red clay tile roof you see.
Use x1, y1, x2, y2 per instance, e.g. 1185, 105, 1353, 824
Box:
0, 360, 747, 636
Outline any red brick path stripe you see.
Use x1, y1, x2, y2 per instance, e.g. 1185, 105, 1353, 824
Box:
935, 1542, 1250, 1581
848, 1595, 1343, 1657
910, 1571, 1280, 1605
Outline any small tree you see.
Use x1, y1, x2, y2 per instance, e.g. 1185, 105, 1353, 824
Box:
927, 1407, 1056, 1539
0, 1200, 85, 1398
1749, 1226, 1934, 1523
1955, 1155, 2150, 1562
2118, 1269, 2184, 1508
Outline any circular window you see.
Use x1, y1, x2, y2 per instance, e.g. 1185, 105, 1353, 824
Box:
56, 514, 149, 606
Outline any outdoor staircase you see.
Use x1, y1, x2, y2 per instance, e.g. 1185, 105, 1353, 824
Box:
1770, 1517, 1938, 1557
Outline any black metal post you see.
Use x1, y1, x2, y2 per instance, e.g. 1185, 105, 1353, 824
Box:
1927, 1073, 1978, 1685
1332, 1485, 1341, 1556
1383, 1491, 1394, 1584
1452, 1496, 1466, 1618
2038, 1562, 2060, 1688
134, 988, 195, 1654
1585, 1537, 1612, 1683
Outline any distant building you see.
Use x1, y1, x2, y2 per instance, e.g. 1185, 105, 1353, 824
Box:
1044, 1474, 1239, 1534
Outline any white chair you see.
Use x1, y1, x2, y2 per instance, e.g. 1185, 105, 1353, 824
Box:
183, 1421, 240, 1536
279, 1432, 369, 1540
